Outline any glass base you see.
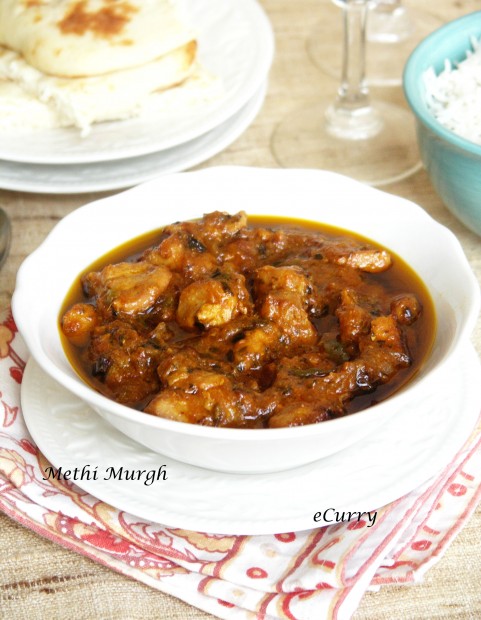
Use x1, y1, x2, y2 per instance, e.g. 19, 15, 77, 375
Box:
325, 103, 383, 140
271, 99, 421, 186
307, 2, 443, 87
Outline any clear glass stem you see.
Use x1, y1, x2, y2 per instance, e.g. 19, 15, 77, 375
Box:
340, 0, 368, 107
326, 0, 382, 140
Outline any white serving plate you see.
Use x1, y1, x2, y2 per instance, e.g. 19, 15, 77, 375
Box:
0, 83, 266, 194
20, 346, 481, 535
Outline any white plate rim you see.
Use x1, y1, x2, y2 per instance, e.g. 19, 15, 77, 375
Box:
0, 82, 267, 195
20, 344, 481, 535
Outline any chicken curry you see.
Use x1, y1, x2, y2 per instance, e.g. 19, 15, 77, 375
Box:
60, 211, 435, 428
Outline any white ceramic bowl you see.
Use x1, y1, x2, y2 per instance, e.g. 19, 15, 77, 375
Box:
13, 167, 480, 473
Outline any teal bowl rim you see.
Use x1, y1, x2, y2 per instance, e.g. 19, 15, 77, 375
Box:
403, 10, 481, 157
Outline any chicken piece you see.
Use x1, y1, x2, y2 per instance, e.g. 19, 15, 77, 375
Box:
253, 265, 317, 348
146, 368, 259, 427
355, 314, 412, 385
254, 265, 312, 300
156, 347, 229, 387
220, 227, 291, 273
142, 212, 247, 280
267, 402, 337, 428
370, 315, 406, 351
322, 240, 392, 273
263, 311, 413, 425
335, 289, 372, 352
177, 280, 236, 330
197, 211, 247, 248
82, 261, 172, 318
176, 272, 252, 330
88, 320, 162, 404
336, 249, 391, 273
296, 258, 365, 315
390, 294, 421, 325
259, 294, 317, 347
266, 356, 379, 424
232, 321, 282, 371
148, 321, 174, 347
265, 355, 363, 425
145, 391, 208, 424
261, 351, 341, 426
272, 351, 337, 381
143, 231, 218, 279
187, 315, 281, 387
61, 303, 99, 347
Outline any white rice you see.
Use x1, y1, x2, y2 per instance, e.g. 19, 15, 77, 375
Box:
423, 37, 481, 144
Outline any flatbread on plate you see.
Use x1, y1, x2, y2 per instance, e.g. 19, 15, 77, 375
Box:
0, 0, 195, 77
0, 0, 217, 134
0, 41, 197, 133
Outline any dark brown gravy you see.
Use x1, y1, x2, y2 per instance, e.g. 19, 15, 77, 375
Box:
60, 215, 436, 426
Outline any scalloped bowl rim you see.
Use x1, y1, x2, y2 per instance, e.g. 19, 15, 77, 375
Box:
12, 167, 481, 449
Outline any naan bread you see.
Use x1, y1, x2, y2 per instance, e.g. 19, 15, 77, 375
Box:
0, 0, 216, 134
0, 41, 197, 134
0, 0, 195, 77
0, 79, 61, 129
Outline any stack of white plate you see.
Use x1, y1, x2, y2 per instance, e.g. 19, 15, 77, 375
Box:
0, 0, 274, 195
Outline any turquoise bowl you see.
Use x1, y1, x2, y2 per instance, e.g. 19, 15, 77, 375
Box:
403, 12, 481, 237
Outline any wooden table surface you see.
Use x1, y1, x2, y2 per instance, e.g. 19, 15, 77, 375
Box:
1, 1, 481, 618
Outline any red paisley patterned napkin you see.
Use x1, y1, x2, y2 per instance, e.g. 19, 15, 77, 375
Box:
2, 309, 481, 620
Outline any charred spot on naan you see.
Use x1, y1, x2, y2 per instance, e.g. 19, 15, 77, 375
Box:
23, 0, 46, 7
57, 0, 138, 38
